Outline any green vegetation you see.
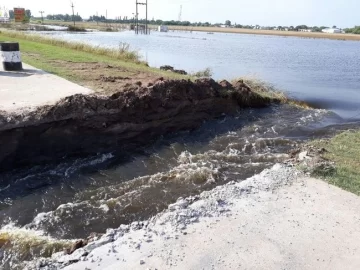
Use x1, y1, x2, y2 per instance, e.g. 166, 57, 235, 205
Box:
240, 78, 288, 102
0, 30, 188, 86
0, 30, 140, 62
67, 25, 86, 32
236, 78, 311, 108
310, 130, 360, 195
345, 26, 360, 34
192, 68, 213, 78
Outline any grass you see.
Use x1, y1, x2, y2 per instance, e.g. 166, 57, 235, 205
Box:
67, 25, 86, 32
235, 77, 312, 108
310, 130, 360, 195
0, 30, 188, 85
0, 30, 140, 62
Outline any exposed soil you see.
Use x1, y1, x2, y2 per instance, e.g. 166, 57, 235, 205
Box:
0, 78, 275, 172
56, 60, 158, 94
21, 50, 170, 95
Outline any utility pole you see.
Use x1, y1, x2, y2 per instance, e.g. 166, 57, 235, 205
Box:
71, 2, 75, 26
39, 11, 44, 23
135, 0, 138, 34
178, 5, 182, 22
135, 0, 148, 34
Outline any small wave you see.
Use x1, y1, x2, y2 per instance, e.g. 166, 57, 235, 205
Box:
0, 224, 71, 270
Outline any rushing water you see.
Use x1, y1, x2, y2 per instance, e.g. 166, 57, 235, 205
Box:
1, 30, 360, 268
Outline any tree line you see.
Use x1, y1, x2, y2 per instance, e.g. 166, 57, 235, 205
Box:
344, 26, 360, 34
7, 10, 360, 35
46, 14, 83, 22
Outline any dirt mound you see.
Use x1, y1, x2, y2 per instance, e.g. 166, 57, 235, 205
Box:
0, 78, 273, 172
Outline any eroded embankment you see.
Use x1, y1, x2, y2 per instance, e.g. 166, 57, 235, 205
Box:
0, 78, 274, 172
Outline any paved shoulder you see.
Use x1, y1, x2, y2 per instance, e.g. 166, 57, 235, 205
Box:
0, 63, 92, 112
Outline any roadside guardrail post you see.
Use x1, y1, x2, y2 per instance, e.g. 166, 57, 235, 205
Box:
0, 42, 23, 71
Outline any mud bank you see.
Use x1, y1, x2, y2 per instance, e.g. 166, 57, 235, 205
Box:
0, 78, 274, 172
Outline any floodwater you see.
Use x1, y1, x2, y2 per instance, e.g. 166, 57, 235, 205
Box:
1, 30, 360, 268
43, 30, 360, 119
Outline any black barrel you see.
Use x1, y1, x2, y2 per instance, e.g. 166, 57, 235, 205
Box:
0, 42, 23, 71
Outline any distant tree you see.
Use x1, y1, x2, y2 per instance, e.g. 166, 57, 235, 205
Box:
9, 10, 14, 19
225, 20, 231, 26
295, 25, 308, 31
332, 25, 337, 28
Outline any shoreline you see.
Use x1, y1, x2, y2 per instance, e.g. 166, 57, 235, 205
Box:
168, 26, 360, 41
27, 164, 360, 270
17, 21, 360, 41
5, 21, 359, 41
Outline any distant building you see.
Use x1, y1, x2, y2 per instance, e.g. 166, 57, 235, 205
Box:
299, 29, 312, 32
0, 17, 10, 23
158, 25, 168, 32
322, 28, 342, 34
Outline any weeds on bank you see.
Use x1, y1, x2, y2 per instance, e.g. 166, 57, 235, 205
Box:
310, 130, 360, 195
237, 77, 312, 108
192, 67, 213, 78
0, 30, 141, 63
67, 25, 87, 32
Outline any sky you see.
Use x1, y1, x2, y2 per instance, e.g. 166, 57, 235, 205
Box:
0, 0, 359, 28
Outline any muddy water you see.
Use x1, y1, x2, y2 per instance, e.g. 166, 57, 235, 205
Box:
0, 104, 348, 268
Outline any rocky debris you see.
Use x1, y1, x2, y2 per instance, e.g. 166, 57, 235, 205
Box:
159, 65, 174, 71
218, 80, 233, 89
159, 65, 188, 75
98, 75, 130, 82
173, 69, 187, 75
65, 240, 87, 255
64, 233, 104, 255
288, 145, 336, 177
233, 79, 251, 92
0, 78, 274, 172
